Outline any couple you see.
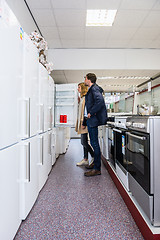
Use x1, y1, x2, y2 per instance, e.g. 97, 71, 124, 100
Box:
75, 73, 107, 177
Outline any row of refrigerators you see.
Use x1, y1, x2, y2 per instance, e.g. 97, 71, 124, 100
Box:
0, 1, 78, 239
0, 126, 71, 240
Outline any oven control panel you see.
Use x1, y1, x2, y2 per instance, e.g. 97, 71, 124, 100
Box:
126, 116, 149, 132
132, 123, 145, 129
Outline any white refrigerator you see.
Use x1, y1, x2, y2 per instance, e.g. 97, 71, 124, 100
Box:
19, 32, 40, 220
0, 0, 22, 239
38, 64, 54, 191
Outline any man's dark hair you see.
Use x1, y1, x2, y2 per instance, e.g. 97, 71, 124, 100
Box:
86, 73, 97, 83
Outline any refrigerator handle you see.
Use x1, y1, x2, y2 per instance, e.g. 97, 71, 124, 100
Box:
38, 136, 44, 165
28, 98, 30, 137
25, 142, 30, 182
24, 98, 30, 138
48, 107, 52, 130
39, 104, 44, 133
48, 132, 51, 155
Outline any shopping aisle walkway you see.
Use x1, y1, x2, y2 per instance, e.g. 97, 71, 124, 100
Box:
15, 139, 144, 240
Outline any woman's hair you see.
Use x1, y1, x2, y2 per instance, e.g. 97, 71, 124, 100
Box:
78, 82, 88, 97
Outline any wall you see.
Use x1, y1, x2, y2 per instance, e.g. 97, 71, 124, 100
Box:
48, 48, 160, 70
6, 0, 38, 34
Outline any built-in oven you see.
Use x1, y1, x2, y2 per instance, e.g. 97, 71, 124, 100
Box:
125, 116, 160, 226
126, 130, 150, 194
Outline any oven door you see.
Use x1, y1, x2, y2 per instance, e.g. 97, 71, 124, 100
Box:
113, 128, 127, 170
108, 126, 115, 167
126, 131, 150, 194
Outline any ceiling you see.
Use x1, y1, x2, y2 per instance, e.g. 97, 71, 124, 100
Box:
25, 0, 160, 92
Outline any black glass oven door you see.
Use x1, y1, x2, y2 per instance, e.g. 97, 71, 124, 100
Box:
113, 128, 127, 170
126, 131, 150, 194
108, 127, 115, 167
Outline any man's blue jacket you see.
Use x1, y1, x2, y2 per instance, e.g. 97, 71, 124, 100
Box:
84, 83, 107, 127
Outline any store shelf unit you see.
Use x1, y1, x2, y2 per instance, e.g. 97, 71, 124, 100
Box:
55, 84, 78, 127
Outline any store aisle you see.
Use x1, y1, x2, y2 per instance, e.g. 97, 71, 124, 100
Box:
14, 139, 144, 240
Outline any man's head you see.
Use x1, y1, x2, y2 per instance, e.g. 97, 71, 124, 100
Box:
84, 73, 97, 87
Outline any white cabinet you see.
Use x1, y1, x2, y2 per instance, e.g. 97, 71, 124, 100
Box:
55, 84, 78, 127
0, 144, 21, 240
19, 136, 39, 220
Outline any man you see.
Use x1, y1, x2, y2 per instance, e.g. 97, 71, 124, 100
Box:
83, 73, 107, 177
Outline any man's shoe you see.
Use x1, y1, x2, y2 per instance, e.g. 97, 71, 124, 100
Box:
85, 162, 94, 169
84, 169, 101, 177
76, 159, 89, 166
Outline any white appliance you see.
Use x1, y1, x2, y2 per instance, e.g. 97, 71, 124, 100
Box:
0, 1, 56, 239
19, 33, 40, 220
0, 1, 22, 239
37, 64, 55, 191
20, 32, 39, 139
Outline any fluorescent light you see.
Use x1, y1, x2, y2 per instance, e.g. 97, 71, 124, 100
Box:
98, 76, 150, 80
86, 9, 117, 26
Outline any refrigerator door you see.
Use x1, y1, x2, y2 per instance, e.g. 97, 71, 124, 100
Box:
0, 0, 23, 149
38, 132, 50, 191
38, 64, 49, 133
0, 144, 21, 240
19, 136, 39, 220
55, 84, 78, 127
20, 33, 39, 139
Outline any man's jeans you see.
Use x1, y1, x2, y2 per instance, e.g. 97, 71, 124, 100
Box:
87, 123, 101, 171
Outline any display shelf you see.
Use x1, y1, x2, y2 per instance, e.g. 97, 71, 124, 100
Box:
55, 122, 74, 127
55, 103, 74, 106
56, 89, 75, 92
56, 96, 74, 99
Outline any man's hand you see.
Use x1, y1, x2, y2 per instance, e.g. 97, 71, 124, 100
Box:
87, 113, 91, 118
82, 125, 86, 129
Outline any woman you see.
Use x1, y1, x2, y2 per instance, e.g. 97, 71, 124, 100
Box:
75, 82, 94, 166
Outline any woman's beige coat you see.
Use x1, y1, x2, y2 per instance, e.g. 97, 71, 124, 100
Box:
75, 96, 88, 134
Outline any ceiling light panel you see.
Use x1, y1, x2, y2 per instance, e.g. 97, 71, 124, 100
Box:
86, 9, 117, 26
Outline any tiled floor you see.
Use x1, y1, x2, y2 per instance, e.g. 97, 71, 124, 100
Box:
14, 139, 144, 240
